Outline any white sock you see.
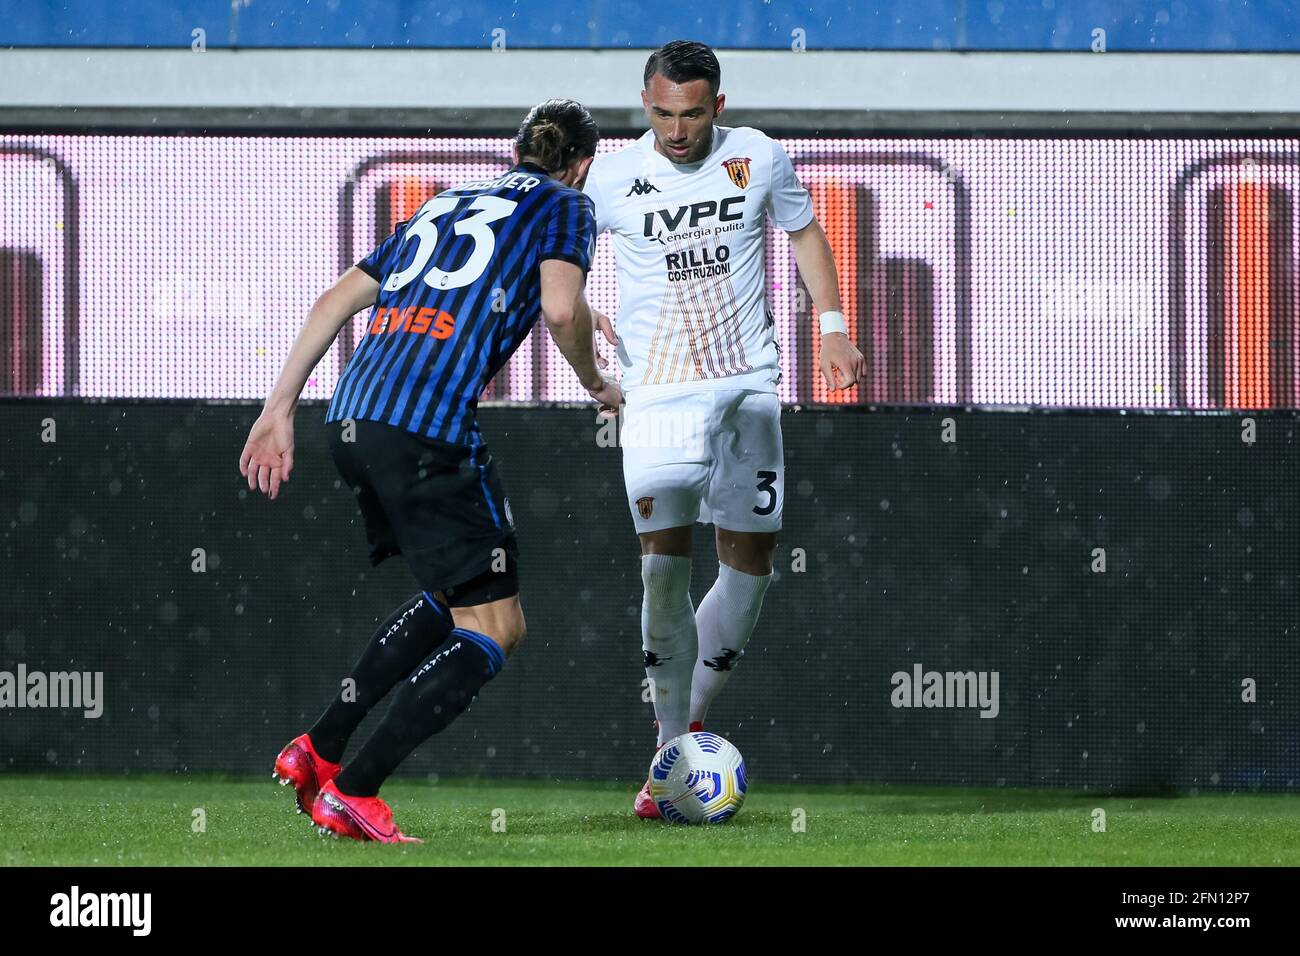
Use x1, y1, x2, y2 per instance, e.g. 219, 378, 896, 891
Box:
690, 562, 772, 726
640, 554, 697, 746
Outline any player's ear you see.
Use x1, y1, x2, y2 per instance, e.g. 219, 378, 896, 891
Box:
575, 155, 595, 185
640, 88, 651, 117
714, 93, 725, 118
511, 143, 520, 165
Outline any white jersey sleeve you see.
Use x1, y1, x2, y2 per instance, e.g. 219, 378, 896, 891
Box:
767, 137, 814, 232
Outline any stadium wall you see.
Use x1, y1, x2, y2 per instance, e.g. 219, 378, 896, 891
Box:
3, 49, 1300, 131
1, 401, 1296, 792
3, 0, 1297, 51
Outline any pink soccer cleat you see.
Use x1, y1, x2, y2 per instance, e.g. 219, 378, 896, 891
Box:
310, 780, 423, 844
634, 720, 705, 819
273, 733, 341, 815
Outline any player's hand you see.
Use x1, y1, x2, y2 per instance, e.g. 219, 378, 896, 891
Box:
586, 376, 624, 421
819, 332, 866, 391
593, 309, 617, 369
239, 410, 295, 501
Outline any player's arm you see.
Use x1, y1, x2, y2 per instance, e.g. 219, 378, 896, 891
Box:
769, 135, 865, 390
540, 260, 622, 415
263, 267, 378, 417
541, 187, 622, 412
788, 218, 866, 391
239, 266, 379, 500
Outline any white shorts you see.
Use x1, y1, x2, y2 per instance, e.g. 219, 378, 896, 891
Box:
620, 386, 784, 534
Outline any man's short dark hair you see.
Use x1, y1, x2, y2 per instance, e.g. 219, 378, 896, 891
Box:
643, 40, 721, 95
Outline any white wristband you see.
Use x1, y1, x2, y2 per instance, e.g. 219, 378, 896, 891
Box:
818, 310, 847, 336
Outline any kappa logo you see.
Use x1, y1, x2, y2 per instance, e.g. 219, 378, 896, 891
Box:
721, 156, 752, 189
636, 495, 655, 519
703, 648, 741, 672
626, 178, 661, 196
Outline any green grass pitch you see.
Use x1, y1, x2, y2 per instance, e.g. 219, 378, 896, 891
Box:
1, 775, 1298, 866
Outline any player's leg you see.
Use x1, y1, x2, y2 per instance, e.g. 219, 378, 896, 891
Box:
622, 388, 714, 818
691, 529, 776, 725
331, 579, 522, 800
275, 590, 455, 811
630, 524, 698, 819
310, 423, 520, 841
622, 389, 713, 748
313, 565, 521, 843
690, 390, 783, 727
274, 422, 455, 813
639, 524, 696, 746
305, 591, 455, 764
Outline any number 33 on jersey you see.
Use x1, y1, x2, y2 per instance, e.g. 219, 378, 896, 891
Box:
326, 162, 596, 444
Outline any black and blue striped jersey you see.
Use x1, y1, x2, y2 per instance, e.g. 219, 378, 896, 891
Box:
326, 161, 596, 444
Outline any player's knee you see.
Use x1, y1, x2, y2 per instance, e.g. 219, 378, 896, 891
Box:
725, 553, 773, 576
496, 616, 526, 655
717, 532, 777, 575
641, 553, 692, 611
451, 597, 525, 656
467, 621, 523, 660
485, 601, 526, 655
639, 526, 692, 558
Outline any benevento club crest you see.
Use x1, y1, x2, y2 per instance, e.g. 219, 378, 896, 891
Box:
721, 156, 752, 189
636, 496, 655, 520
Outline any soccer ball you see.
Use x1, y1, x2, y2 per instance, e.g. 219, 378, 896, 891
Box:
648, 731, 748, 824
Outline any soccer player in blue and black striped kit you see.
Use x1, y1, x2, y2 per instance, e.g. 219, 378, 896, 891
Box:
239, 100, 620, 842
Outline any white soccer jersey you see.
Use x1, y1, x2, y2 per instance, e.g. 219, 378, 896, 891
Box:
584, 126, 814, 395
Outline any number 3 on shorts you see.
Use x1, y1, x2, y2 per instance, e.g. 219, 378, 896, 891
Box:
753, 470, 778, 516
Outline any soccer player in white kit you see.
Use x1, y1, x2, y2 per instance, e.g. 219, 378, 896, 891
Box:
582, 40, 867, 817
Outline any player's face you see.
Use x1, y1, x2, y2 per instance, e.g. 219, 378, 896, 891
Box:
641, 74, 724, 165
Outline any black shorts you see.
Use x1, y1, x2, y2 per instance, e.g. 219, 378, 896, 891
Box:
328, 418, 520, 607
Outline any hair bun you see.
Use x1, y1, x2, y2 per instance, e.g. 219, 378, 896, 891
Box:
514, 100, 600, 174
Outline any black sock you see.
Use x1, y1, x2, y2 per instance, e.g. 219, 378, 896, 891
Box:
307, 592, 453, 764
333, 628, 506, 797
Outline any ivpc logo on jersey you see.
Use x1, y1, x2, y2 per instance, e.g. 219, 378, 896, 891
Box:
642, 197, 745, 239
